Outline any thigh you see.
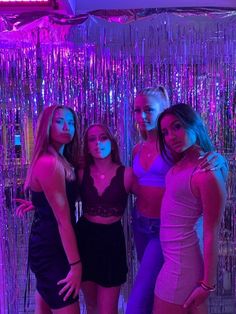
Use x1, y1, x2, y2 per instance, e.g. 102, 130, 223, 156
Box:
81, 281, 98, 310
132, 219, 150, 262
153, 295, 188, 314
35, 291, 52, 314
126, 238, 163, 314
51, 302, 80, 314
189, 301, 208, 314
97, 285, 120, 314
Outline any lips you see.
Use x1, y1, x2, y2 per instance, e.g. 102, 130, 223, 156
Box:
170, 142, 183, 149
95, 148, 104, 153
61, 133, 72, 137
139, 122, 149, 129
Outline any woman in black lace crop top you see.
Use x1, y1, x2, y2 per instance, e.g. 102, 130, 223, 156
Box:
18, 106, 82, 313
76, 124, 137, 314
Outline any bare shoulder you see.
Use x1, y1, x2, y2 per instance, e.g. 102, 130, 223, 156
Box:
34, 154, 64, 182
193, 168, 226, 196
36, 154, 57, 169
194, 168, 224, 184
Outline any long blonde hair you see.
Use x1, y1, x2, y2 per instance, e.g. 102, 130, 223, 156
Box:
135, 86, 170, 139
24, 105, 80, 190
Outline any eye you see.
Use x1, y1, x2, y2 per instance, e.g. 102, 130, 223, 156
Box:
68, 121, 75, 126
161, 130, 168, 137
144, 107, 154, 113
173, 123, 182, 131
55, 119, 63, 124
100, 135, 109, 142
88, 137, 96, 142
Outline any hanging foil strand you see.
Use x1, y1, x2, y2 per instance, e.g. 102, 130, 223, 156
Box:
0, 8, 235, 314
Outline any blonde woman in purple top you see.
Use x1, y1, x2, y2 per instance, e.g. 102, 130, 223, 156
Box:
153, 104, 226, 314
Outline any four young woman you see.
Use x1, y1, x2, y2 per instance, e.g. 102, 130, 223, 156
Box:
16, 91, 227, 314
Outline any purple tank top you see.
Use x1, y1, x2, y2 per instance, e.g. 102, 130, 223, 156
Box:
133, 147, 173, 187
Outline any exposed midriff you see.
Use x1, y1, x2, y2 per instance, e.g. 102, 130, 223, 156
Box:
136, 185, 165, 218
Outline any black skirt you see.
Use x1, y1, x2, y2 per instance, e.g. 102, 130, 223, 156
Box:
76, 217, 128, 287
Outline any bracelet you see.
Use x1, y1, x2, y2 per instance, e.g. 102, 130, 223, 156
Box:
69, 259, 81, 266
199, 281, 216, 292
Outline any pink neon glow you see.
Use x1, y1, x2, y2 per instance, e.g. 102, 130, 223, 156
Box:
0, 0, 49, 2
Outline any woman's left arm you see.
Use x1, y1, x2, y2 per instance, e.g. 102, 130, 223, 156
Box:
184, 170, 227, 309
199, 170, 227, 286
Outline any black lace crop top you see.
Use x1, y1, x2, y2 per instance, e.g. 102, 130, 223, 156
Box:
80, 165, 128, 217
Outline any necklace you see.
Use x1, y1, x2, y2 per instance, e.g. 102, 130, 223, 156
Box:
94, 170, 106, 180
92, 163, 115, 180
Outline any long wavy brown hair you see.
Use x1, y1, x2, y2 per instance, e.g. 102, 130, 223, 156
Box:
25, 105, 80, 189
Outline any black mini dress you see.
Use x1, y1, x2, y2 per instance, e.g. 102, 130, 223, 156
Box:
28, 179, 78, 309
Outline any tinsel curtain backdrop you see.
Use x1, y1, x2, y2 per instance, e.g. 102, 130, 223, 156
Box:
0, 8, 235, 314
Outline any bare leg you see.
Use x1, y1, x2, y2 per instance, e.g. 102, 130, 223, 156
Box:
81, 281, 98, 314
153, 295, 189, 314
35, 291, 52, 314
189, 300, 208, 314
51, 302, 80, 314
97, 285, 120, 314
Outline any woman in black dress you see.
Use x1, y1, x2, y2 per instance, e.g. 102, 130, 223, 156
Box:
23, 105, 82, 313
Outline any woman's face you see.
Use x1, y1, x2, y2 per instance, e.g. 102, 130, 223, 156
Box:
160, 114, 197, 153
87, 125, 112, 159
50, 108, 75, 145
134, 95, 163, 132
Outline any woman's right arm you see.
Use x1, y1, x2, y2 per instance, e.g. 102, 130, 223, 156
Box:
15, 199, 35, 217
35, 156, 81, 300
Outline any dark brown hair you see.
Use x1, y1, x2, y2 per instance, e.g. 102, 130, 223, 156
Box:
82, 123, 121, 167
157, 103, 214, 161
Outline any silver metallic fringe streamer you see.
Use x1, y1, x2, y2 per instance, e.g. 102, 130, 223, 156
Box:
0, 8, 235, 314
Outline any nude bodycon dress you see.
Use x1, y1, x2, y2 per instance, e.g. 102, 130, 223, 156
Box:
155, 165, 204, 305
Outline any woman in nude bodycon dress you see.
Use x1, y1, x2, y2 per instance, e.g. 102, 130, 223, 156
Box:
153, 104, 226, 314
